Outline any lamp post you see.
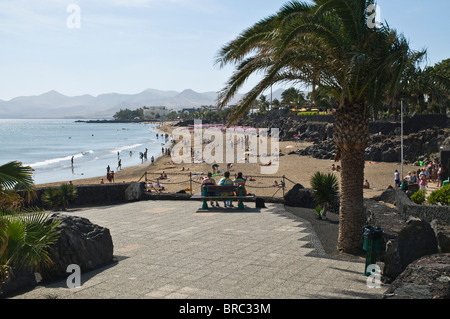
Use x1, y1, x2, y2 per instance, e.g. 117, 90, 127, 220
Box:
401, 100, 404, 180
270, 85, 273, 111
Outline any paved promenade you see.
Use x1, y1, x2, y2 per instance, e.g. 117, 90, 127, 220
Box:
11, 200, 386, 299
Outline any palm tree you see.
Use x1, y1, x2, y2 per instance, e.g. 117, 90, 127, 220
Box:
58, 183, 78, 211
423, 59, 450, 113
41, 187, 61, 211
42, 184, 78, 211
0, 161, 61, 291
310, 172, 339, 220
216, 0, 415, 253
0, 161, 34, 194
0, 161, 35, 210
0, 210, 61, 289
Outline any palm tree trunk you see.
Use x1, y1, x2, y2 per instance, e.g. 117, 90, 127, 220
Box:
334, 101, 368, 254
337, 147, 367, 253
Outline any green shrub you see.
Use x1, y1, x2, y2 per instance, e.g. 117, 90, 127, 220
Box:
427, 185, 450, 206
41, 184, 77, 211
411, 189, 426, 204
314, 205, 323, 218
297, 111, 328, 116
58, 184, 78, 210
41, 187, 61, 210
428, 102, 440, 113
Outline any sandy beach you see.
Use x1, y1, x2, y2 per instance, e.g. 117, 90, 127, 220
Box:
36, 122, 436, 199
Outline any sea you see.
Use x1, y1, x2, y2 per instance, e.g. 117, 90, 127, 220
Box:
0, 119, 171, 185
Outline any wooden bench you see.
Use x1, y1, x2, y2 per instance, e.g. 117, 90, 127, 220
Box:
191, 185, 255, 210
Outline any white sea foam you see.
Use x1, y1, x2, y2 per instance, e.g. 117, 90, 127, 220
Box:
26, 150, 93, 168
111, 143, 143, 154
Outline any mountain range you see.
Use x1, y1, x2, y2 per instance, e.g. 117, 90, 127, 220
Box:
0, 88, 285, 119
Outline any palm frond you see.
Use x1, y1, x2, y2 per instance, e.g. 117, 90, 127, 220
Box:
0, 210, 61, 272
0, 161, 34, 193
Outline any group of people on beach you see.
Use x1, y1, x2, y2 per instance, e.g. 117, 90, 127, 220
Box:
395, 161, 446, 191
105, 165, 115, 183
330, 164, 341, 172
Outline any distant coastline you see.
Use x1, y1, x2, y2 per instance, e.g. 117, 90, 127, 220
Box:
75, 119, 165, 124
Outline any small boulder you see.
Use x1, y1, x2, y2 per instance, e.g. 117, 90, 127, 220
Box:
431, 220, 450, 253
383, 218, 439, 283
383, 253, 450, 299
284, 184, 316, 208
125, 182, 143, 201
40, 213, 114, 281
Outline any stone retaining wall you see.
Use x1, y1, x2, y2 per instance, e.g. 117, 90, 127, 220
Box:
394, 189, 450, 224
24, 184, 283, 209
28, 182, 146, 208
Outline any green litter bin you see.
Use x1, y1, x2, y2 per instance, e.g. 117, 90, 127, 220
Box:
443, 180, 449, 187
363, 226, 383, 276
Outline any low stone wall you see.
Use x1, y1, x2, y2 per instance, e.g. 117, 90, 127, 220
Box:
25, 184, 283, 209
29, 182, 146, 208
394, 189, 450, 224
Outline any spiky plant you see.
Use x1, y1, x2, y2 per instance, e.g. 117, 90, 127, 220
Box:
310, 172, 339, 220
41, 187, 61, 211
58, 184, 77, 211
0, 210, 61, 289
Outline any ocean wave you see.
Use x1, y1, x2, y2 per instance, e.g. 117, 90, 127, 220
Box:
111, 143, 143, 154
26, 150, 94, 168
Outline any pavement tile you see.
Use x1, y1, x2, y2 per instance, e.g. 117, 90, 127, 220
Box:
8, 201, 386, 300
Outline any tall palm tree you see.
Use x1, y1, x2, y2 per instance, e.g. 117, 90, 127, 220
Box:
385, 50, 426, 119
423, 59, 450, 113
216, 0, 414, 253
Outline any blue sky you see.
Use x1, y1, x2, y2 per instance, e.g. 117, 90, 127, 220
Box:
0, 0, 448, 101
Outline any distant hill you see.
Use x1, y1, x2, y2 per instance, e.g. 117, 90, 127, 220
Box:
0, 88, 258, 119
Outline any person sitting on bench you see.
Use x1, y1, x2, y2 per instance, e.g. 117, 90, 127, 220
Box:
201, 172, 219, 207
219, 171, 234, 207
234, 172, 247, 195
